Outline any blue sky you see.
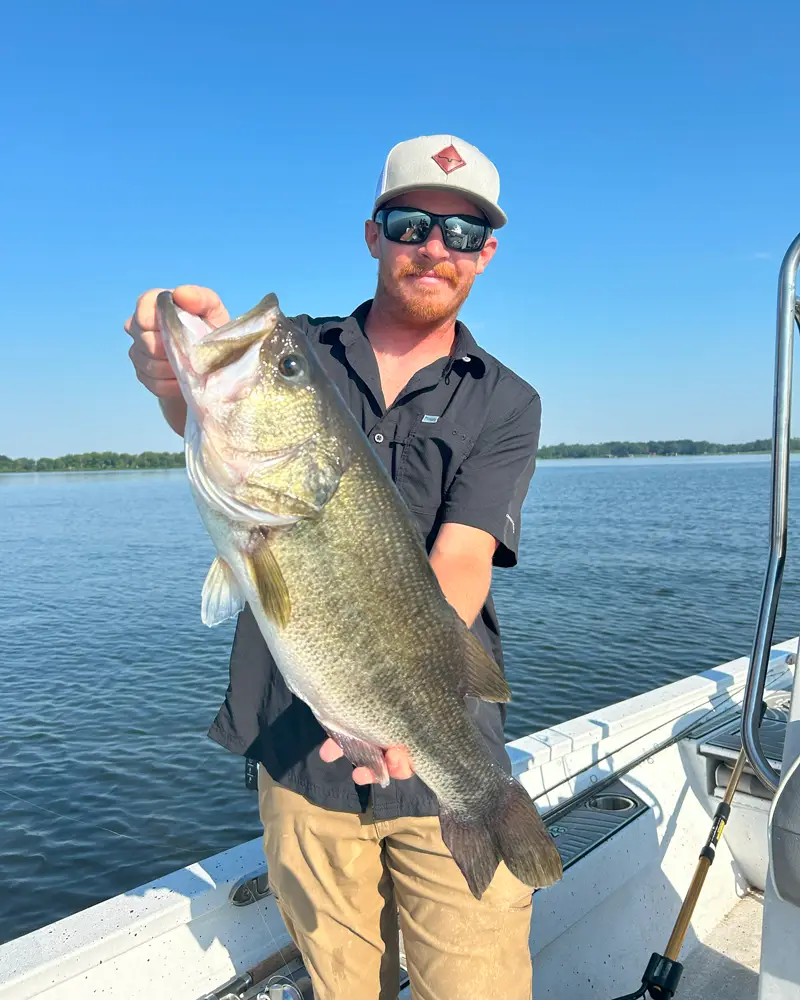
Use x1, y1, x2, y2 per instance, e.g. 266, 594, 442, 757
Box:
2, 1, 800, 457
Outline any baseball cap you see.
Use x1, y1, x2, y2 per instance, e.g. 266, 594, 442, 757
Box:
373, 134, 507, 229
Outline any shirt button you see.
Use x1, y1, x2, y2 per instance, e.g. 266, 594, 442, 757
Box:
374, 432, 384, 443
461, 355, 471, 362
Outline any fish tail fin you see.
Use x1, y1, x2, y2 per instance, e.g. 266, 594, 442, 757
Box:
493, 777, 563, 891
440, 777, 563, 900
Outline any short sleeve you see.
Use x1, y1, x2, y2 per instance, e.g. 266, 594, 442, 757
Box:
441, 386, 541, 568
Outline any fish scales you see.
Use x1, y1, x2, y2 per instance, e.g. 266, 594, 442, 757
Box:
157, 290, 563, 898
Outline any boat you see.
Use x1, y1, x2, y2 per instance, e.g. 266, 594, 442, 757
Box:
2, 233, 800, 1000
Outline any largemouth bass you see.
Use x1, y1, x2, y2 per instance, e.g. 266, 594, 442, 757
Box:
157, 291, 563, 899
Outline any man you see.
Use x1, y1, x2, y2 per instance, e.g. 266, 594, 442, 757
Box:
126, 134, 546, 1000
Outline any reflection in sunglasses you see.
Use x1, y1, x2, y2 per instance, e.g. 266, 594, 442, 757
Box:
378, 208, 489, 251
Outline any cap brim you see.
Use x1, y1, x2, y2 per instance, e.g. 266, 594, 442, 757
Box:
374, 184, 507, 230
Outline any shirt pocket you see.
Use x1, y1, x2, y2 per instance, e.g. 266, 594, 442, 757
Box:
395, 416, 475, 511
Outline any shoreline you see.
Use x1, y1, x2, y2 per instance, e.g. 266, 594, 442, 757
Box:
3, 440, 799, 474
2, 452, 797, 475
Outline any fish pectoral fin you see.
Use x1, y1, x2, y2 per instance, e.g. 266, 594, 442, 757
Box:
201, 556, 245, 626
323, 727, 391, 788
460, 631, 512, 703
246, 539, 291, 629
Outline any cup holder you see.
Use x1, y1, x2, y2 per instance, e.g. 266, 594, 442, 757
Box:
586, 794, 637, 812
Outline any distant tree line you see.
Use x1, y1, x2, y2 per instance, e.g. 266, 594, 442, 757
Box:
0, 451, 186, 473
2, 439, 798, 473
537, 438, 800, 459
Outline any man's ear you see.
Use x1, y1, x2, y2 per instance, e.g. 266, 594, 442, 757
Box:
365, 219, 381, 260
475, 235, 498, 275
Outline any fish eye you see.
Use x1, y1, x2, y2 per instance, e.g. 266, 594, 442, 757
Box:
277, 353, 307, 382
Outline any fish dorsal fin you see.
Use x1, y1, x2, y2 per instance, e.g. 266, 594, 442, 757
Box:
460, 631, 512, 703
201, 556, 245, 626
246, 538, 291, 629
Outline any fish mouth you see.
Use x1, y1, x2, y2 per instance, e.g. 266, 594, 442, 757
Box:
157, 296, 214, 393
186, 416, 311, 526
158, 290, 280, 381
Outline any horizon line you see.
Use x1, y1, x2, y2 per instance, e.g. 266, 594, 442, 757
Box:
2, 436, 798, 472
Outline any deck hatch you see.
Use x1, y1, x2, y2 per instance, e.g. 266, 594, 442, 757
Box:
545, 778, 648, 870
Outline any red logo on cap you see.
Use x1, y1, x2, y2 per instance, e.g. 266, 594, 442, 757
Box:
432, 145, 466, 174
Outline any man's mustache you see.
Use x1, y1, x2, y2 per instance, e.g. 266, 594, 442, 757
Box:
397, 261, 460, 288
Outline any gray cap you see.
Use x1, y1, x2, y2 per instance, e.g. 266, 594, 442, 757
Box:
373, 134, 507, 229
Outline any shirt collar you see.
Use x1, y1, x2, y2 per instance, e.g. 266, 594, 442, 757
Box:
448, 321, 481, 371
316, 302, 370, 347
319, 300, 484, 376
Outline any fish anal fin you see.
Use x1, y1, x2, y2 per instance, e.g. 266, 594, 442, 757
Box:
201, 556, 244, 626
461, 631, 511, 703
246, 537, 291, 628
323, 727, 390, 788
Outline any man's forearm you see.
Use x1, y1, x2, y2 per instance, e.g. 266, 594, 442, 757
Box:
159, 396, 188, 437
430, 549, 492, 628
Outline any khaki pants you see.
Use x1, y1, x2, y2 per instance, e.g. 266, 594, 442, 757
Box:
258, 766, 534, 1000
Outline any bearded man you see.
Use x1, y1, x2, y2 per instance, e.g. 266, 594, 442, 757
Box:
126, 134, 546, 1000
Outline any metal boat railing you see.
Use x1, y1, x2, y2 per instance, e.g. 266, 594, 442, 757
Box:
741, 233, 800, 792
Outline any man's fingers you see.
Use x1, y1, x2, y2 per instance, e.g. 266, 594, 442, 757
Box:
173, 284, 230, 328
135, 372, 184, 399
125, 286, 228, 367
319, 738, 344, 763
125, 285, 228, 407
319, 740, 379, 783
126, 311, 169, 362
354, 747, 414, 783
319, 738, 414, 783
352, 766, 380, 785
130, 325, 168, 360
128, 343, 175, 380
125, 288, 167, 342
385, 747, 414, 780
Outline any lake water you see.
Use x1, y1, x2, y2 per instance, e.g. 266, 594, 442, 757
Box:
2, 456, 799, 945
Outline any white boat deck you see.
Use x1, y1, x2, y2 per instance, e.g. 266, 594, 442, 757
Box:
682, 894, 762, 1000
1, 641, 796, 1000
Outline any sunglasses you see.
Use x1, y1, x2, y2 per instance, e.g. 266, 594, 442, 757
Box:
373, 207, 492, 252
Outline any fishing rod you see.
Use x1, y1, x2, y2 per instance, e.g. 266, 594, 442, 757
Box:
609, 701, 766, 1000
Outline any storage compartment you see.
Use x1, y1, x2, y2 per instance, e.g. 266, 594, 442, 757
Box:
546, 779, 648, 870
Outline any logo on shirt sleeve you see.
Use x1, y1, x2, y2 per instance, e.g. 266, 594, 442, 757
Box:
421, 414, 440, 424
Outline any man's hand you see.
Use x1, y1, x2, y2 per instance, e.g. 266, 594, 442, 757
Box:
319, 738, 414, 784
124, 285, 230, 435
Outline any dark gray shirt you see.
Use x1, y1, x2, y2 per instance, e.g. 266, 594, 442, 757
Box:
207, 300, 542, 819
